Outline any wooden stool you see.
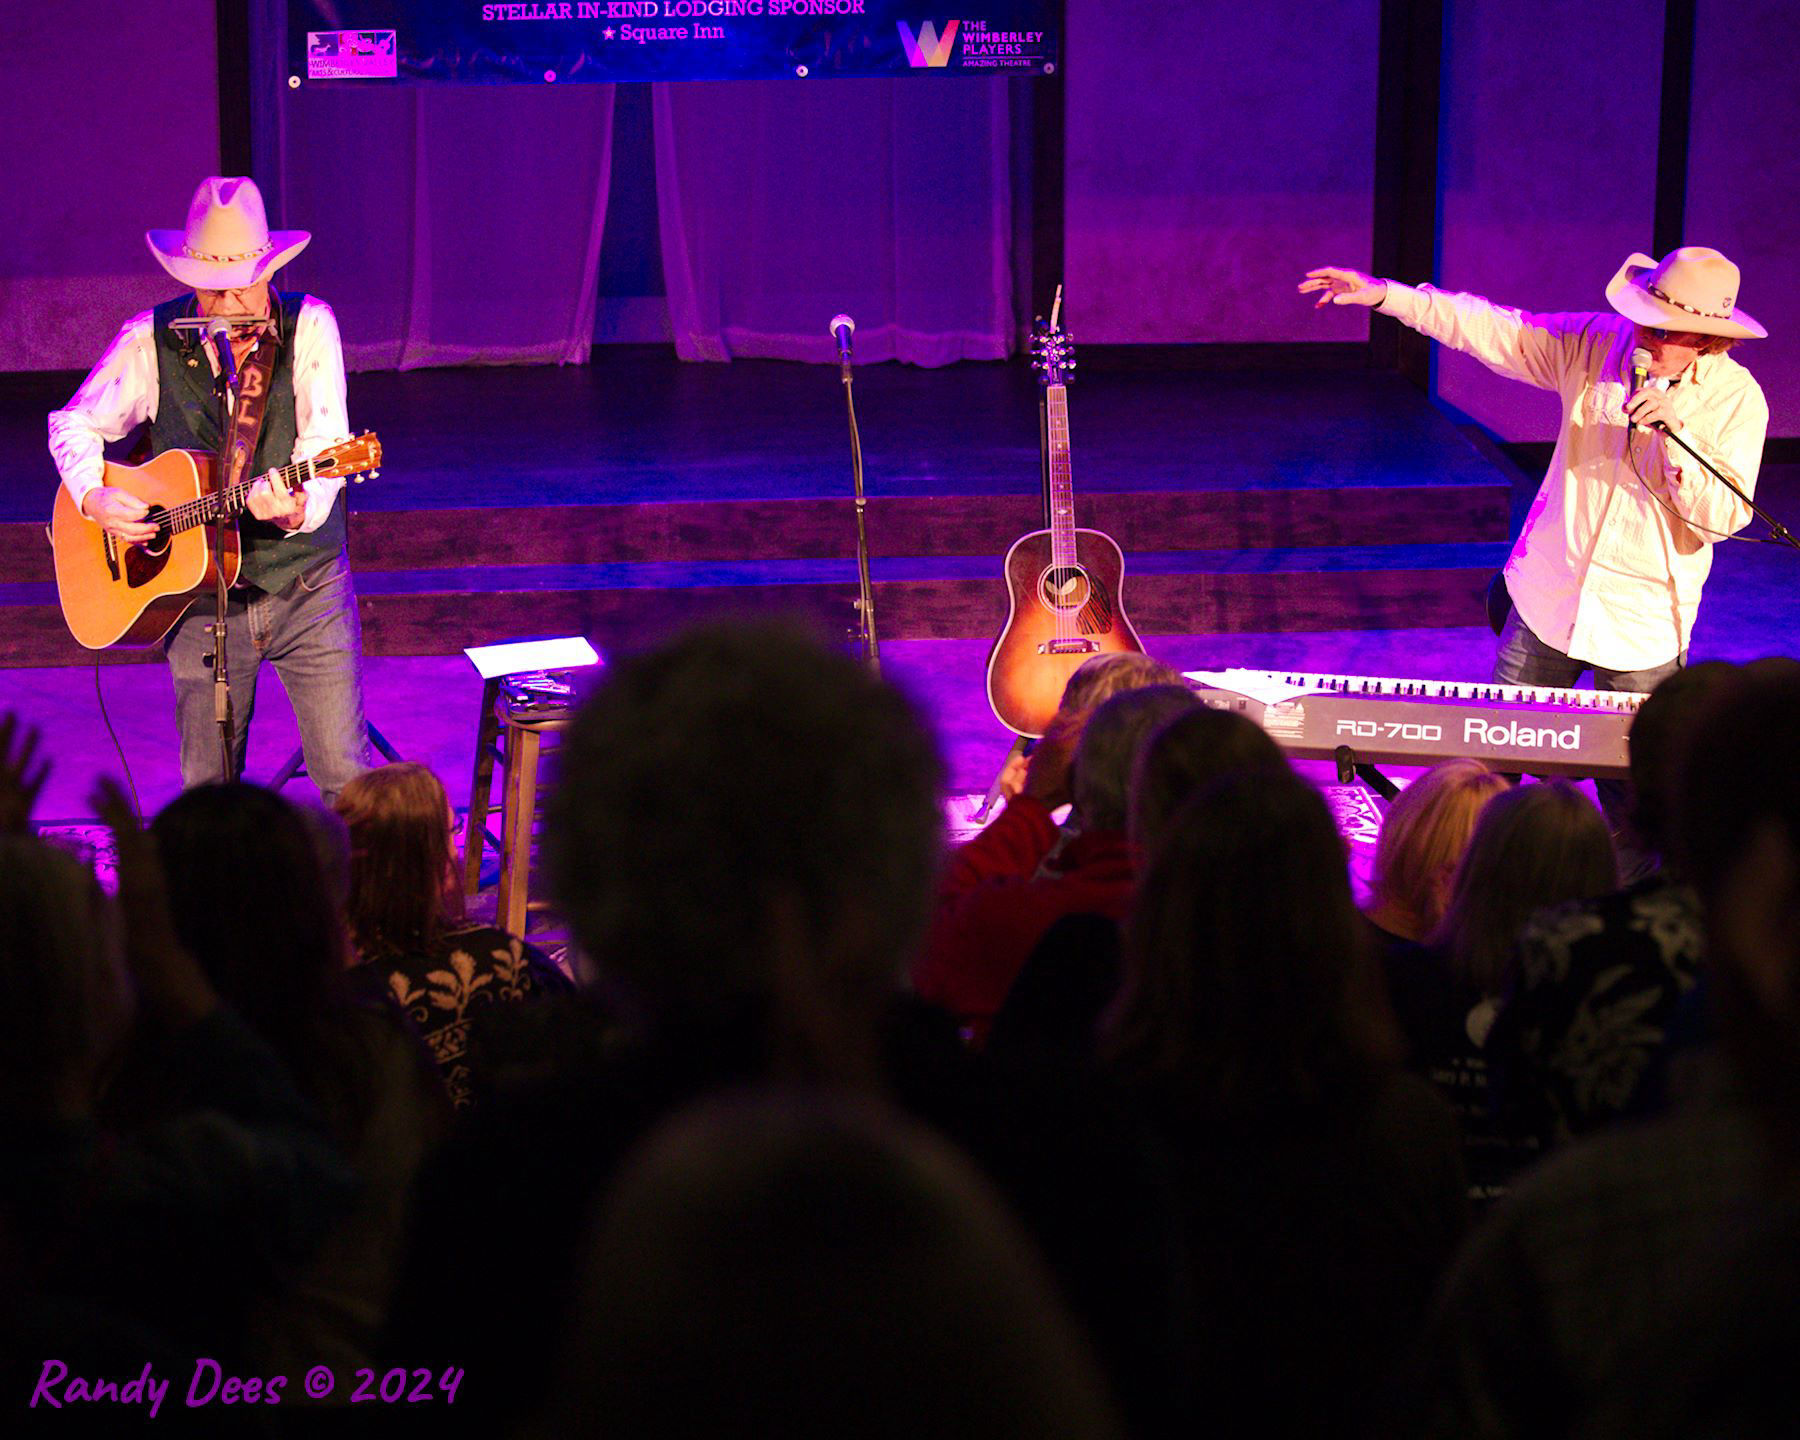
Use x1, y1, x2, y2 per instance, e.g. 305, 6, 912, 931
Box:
494, 699, 573, 936
462, 637, 601, 897
463, 676, 506, 895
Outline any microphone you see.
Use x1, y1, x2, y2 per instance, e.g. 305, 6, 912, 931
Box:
830, 313, 855, 365
1629, 345, 1651, 433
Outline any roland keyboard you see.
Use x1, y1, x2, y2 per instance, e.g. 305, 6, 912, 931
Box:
1183, 668, 1648, 778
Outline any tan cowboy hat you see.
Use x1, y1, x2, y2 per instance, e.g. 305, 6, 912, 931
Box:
145, 176, 310, 290
1605, 245, 1765, 339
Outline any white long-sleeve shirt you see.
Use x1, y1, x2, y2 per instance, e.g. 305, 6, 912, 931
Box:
47, 297, 351, 536
1379, 281, 1767, 671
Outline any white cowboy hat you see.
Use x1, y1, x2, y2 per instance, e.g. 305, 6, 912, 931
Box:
145, 176, 310, 290
1605, 245, 1766, 339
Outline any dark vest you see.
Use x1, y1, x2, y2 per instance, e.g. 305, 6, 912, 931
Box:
150, 291, 347, 594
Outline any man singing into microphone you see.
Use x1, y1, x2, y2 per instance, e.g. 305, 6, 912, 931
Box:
1299, 248, 1768, 701
47, 176, 369, 801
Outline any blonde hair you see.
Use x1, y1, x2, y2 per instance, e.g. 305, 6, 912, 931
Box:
1433, 780, 1618, 995
1057, 652, 1182, 713
1366, 760, 1510, 941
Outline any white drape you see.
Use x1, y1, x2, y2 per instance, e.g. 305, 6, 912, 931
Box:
261, 63, 614, 371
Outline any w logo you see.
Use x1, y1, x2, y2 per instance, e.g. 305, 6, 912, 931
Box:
897, 19, 960, 68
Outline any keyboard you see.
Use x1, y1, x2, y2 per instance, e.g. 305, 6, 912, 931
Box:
1183, 668, 1647, 778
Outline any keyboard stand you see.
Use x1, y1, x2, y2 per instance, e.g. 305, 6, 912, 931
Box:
1334, 745, 1399, 801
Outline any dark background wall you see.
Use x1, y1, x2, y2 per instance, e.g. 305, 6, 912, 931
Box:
0, 0, 219, 372
1685, 0, 1799, 438
4, 0, 1793, 439
1433, 0, 1663, 443
1062, 0, 1381, 346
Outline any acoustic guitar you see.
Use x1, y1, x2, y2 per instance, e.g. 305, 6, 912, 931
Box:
984, 305, 1142, 738
50, 433, 382, 650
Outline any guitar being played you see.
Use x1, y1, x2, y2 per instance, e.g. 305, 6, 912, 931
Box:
985, 294, 1144, 738
51, 433, 382, 650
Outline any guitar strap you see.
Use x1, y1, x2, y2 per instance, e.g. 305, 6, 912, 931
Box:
219, 325, 280, 508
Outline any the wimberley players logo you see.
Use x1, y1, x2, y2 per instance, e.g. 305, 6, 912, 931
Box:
897, 19, 960, 67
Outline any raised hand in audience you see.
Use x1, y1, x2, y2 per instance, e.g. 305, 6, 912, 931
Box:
90, 775, 218, 1027
0, 710, 49, 834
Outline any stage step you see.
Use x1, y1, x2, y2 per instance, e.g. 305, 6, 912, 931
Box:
0, 357, 1516, 666
0, 484, 1506, 585
0, 540, 1508, 667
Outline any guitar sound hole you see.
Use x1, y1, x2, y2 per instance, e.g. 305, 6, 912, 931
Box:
140, 506, 173, 557
1039, 565, 1091, 610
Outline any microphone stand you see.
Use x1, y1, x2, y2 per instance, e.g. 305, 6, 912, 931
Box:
209, 332, 240, 783
839, 336, 880, 673
1653, 423, 1800, 551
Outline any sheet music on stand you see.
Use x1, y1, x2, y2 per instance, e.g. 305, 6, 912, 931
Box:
463, 636, 601, 712
1185, 668, 1320, 706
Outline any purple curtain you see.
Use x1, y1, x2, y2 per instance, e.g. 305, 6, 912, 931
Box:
652, 78, 1014, 365
0, 0, 220, 372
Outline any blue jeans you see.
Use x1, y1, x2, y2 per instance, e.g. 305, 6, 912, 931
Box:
1493, 607, 1684, 695
164, 549, 370, 803
1492, 606, 1681, 879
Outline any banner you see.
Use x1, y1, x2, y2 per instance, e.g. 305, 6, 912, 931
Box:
289, 2, 1058, 84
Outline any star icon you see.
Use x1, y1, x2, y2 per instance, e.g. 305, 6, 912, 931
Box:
603, 27, 615, 39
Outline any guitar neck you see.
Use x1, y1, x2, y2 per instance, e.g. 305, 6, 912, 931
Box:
162, 455, 318, 536
1044, 384, 1075, 566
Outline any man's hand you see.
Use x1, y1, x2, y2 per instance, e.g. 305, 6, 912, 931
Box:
81, 486, 160, 545
1022, 706, 1089, 811
1299, 267, 1389, 309
994, 747, 1031, 803
246, 473, 307, 530
1626, 387, 1684, 437
0, 712, 48, 835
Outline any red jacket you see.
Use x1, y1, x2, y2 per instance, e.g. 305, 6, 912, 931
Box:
913, 795, 1136, 1042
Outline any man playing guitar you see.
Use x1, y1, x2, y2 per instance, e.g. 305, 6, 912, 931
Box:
48, 176, 370, 801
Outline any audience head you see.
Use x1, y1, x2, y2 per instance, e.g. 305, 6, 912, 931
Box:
1058, 652, 1184, 715
1106, 768, 1397, 1122
1365, 760, 1511, 942
1626, 660, 1739, 865
1127, 706, 1289, 854
334, 762, 462, 960
1673, 660, 1800, 1133
151, 782, 350, 1046
1070, 684, 1202, 833
547, 621, 945, 1071
1433, 779, 1618, 995
0, 835, 127, 1119
549, 1091, 1123, 1439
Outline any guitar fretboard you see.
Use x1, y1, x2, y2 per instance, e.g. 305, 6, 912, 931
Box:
1044, 383, 1076, 570
158, 455, 323, 536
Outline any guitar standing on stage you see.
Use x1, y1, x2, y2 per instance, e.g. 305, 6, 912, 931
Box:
48, 176, 370, 802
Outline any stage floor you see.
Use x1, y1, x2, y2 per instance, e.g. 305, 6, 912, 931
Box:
3, 353, 1796, 830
